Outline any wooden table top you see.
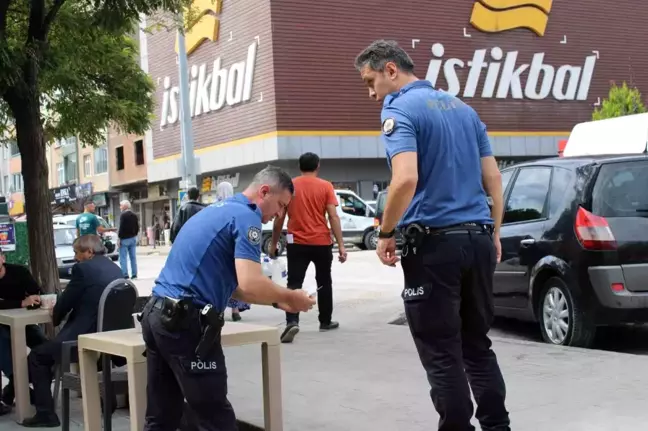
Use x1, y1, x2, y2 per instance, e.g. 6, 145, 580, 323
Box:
78, 322, 281, 360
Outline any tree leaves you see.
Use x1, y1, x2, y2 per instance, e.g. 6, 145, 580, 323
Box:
592, 82, 647, 121
0, 0, 193, 147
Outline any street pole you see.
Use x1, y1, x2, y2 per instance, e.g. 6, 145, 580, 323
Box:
176, 15, 196, 190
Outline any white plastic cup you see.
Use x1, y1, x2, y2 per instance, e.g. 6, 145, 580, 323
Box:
40, 294, 57, 310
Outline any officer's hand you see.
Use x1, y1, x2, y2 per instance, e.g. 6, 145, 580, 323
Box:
377, 237, 399, 267
338, 246, 347, 263
493, 233, 502, 263
268, 247, 277, 259
285, 290, 316, 313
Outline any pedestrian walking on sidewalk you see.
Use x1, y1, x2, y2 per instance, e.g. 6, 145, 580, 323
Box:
140, 166, 315, 431
170, 187, 206, 244
118, 200, 139, 279
270, 152, 347, 343
355, 40, 510, 431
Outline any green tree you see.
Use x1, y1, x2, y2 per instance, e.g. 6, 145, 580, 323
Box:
0, 0, 191, 292
592, 82, 647, 121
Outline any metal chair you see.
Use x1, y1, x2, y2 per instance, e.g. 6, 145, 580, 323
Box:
53, 279, 139, 431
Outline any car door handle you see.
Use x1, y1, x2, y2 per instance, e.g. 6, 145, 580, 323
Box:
520, 238, 535, 246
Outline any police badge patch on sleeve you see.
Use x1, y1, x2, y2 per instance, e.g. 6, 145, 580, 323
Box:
247, 226, 261, 245
382, 117, 396, 136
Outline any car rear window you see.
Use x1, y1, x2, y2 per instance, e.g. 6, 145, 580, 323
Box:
376, 192, 387, 215
592, 160, 648, 217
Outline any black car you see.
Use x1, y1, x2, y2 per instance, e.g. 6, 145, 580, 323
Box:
494, 154, 648, 347
373, 190, 405, 249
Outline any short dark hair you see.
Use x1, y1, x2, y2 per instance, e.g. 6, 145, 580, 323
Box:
188, 187, 200, 200
252, 165, 294, 195
354, 40, 415, 73
299, 152, 320, 173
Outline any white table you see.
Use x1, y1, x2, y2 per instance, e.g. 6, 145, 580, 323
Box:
0, 308, 51, 422
78, 323, 283, 431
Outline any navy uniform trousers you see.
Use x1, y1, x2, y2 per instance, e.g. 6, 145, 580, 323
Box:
400, 228, 511, 431
140, 298, 237, 431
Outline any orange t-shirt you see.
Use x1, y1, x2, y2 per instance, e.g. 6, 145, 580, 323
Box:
287, 176, 338, 246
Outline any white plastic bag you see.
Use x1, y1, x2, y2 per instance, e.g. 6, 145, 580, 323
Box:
269, 258, 288, 287
261, 255, 273, 279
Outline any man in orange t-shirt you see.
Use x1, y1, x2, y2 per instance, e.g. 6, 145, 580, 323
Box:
270, 152, 347, 343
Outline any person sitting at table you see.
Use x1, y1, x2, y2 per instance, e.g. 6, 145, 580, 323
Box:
0, 248, 47, 415
22, 234, 122, 428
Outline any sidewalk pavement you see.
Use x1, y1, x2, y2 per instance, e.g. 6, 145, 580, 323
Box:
223, 299, 648, 431
136, 245, 171, 256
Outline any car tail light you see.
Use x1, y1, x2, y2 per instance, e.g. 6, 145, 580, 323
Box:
574, 206, 617, 250
373, 218, 380, 227
611, 283, 625, 293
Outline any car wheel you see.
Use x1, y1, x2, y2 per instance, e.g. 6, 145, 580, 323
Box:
262, 235, 286, 256
538, 277, 596, 348
363, 230, 378, 250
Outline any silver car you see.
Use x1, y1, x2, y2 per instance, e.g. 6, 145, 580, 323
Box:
52, 214, 119, 261
54, 225, 78, 279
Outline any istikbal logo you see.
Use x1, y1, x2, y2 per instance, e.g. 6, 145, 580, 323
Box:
424, 0, 598, 102
159, 0, 260, 129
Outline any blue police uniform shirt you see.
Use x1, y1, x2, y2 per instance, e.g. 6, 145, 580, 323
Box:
152, 193, 262, 311
380, 80, 494, 228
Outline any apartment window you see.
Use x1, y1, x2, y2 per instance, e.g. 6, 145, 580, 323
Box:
9, 141, 19, 157
62, 136, 77, 147
94, 146, 108, 174
84, 155, 92, 177
116, 146, 124, 171
12, 174, 23, 192
57, 163, 64, 186
3, 176, 8, 194
134, 140, 145, 165
64, 154, 77, 183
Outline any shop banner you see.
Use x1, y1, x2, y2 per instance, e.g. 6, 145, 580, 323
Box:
0, 222, 16, 252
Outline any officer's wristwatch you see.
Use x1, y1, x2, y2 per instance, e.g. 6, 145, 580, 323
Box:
378, 228, 395, 239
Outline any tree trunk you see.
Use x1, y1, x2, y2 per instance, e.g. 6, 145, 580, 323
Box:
11, 94, 59, 294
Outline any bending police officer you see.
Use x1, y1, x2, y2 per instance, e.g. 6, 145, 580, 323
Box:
355, 40, 510, 431
141, 166, 316, 431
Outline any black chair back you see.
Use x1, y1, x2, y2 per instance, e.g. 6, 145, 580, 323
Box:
97, 279, 138, 333
133, 295, 151, 314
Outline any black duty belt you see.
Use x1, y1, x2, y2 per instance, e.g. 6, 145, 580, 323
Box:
148, 296, 225, 359
402, 222, 493, 239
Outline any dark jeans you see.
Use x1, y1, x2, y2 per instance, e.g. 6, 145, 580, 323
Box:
28, 339, 64, 414
0, 324, 47, 379
141, 299, 237, 431
401, 230, 510, 431
285, 244, 334, 325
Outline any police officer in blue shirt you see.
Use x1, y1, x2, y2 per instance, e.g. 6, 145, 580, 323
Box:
140, 166, 316, 431
355, 40, 510, 431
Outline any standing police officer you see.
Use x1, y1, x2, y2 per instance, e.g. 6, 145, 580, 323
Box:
354, 40, 510, 431
141, 166, 316, 431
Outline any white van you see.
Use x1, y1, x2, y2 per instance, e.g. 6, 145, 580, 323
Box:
261, 189, 377, 255
563, 113, 648, 157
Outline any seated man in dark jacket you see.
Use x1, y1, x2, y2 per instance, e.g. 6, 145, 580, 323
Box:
22, 235, 122, 428
170, 186, 206, 243
0, 249, 47, 414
